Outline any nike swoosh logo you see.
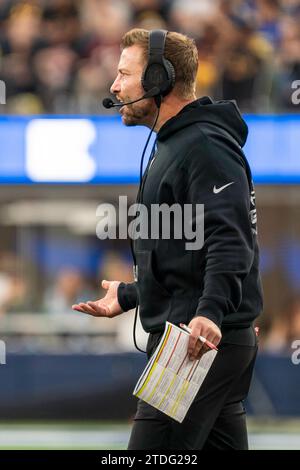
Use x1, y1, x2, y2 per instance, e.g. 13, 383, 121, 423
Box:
213, 182, 235, 194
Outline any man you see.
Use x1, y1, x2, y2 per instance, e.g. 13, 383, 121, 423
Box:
72, 29, 263, 450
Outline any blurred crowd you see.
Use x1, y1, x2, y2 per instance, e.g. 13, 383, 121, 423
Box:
1, 246, 300, 353
0, 0, 300, 114
259, 294, 300, 352
0, 248, 132, 316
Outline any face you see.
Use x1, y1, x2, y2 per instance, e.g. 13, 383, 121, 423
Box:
110, 45, 157, 127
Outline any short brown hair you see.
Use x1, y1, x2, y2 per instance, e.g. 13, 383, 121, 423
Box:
121, 28, 199, 99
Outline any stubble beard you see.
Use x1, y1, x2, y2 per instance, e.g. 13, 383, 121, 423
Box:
121, 100, 155, 127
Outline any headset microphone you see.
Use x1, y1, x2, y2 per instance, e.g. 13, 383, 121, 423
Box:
102, 86, 160, 109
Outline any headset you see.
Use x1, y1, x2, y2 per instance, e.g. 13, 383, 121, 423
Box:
141, 29, 176, 106
103, 29, 176, 109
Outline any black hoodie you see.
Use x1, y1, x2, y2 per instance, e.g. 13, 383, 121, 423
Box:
118, 97, 263, 333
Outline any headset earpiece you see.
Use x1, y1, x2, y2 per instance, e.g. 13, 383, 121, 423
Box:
141, 30, 176, 98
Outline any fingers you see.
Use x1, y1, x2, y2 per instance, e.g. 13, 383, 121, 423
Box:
188, 334, 206, 361
101, 279, 110, 290
186, 316, 222, 360
72, 302, 98, 316
194, 343, 211, 361
72, 304, 85, 313
88, 301, 110, 317
210, 333, 221, 348
72, 297, 111, 317
186, 326, 201, 359
188, 336, 213, 361
187, 329, 218, 360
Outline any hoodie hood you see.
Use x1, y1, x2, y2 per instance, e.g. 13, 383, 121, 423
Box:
157, 96, 248, 147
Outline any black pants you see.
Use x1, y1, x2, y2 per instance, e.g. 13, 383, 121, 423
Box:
128, 326, 257, 450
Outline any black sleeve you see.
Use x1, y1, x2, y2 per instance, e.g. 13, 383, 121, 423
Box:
117, 282, 138, 312
181, 131, 254, 328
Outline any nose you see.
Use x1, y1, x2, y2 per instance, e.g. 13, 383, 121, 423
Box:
110, 75, 120, 95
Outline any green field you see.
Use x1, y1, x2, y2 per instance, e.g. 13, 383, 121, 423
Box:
0, 419, 299, 450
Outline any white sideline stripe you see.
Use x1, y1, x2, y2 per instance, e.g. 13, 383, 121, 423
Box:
0, 427, 299, 449
0, 429, 130, 447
